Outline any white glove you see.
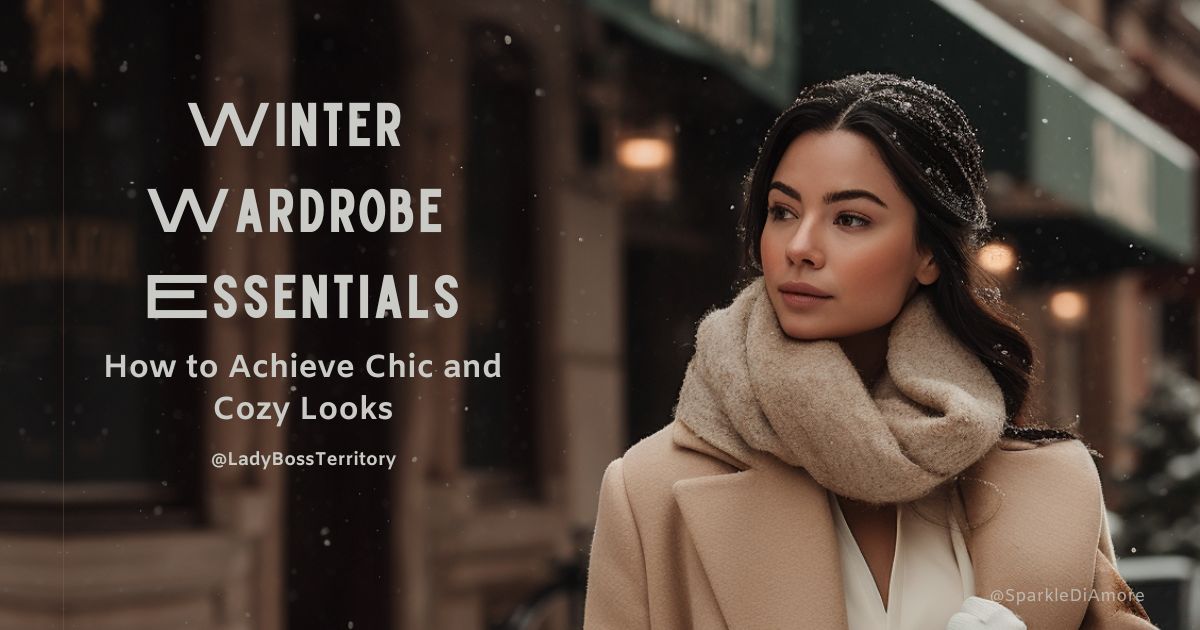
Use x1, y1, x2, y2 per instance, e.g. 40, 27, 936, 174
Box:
945, 596, 1027, 630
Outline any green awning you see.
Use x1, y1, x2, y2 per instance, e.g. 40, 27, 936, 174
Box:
796, 0, 1197, 268
933, 0, 1197, 263
584, 0, 799, 107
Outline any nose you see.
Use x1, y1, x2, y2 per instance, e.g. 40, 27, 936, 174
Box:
784, 216, 825, 268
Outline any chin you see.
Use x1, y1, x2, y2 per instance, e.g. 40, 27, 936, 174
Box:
767, 296, 834, 340
777, 318, 837, 341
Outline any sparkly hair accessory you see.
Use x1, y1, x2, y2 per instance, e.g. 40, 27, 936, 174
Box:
792, 72, 990, 232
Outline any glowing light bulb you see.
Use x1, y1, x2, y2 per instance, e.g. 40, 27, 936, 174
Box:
1049, 290, 1087, 324
617, 137, 673, 170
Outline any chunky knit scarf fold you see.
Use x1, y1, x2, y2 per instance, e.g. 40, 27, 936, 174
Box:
673, 277, 1007, 505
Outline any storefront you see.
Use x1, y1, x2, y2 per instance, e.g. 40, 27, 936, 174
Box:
583, 0, 797, 446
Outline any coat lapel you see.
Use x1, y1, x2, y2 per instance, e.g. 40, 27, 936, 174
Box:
673, 458, 847, 629
671, 422, 848, 629
671, 421, 1101, 630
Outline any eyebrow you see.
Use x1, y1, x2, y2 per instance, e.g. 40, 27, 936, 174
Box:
769, 181, 888, 209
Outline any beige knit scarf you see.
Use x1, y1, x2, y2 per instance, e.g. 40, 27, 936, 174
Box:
674, 277, 1007, 505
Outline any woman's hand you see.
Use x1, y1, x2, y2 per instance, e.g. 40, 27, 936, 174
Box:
946, 595, 1028, 630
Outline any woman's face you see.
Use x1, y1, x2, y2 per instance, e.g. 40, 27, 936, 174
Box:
760, 129, 940, 340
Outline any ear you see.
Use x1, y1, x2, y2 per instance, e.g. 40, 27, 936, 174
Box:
915, 250, 940, 286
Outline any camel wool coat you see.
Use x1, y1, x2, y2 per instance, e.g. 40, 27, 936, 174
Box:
582, 420, 1156, 630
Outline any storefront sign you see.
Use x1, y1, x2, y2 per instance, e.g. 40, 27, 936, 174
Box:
1091, 118, 1155, 238
1027, 70, 1195, 260
585, 0, 798, 106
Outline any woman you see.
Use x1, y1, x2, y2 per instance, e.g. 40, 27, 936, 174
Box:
581, 73, 1155, 630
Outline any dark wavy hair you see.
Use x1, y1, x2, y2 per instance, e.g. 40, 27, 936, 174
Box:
737, 72, 1078, 443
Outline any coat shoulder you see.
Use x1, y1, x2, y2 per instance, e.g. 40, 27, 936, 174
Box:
616, 423, 739, 515
995, 435, 1098, 468
993, 434, 1097, 463
977, 436, 1103, 500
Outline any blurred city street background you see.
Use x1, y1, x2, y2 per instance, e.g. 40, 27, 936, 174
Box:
3, 0, 1200, 628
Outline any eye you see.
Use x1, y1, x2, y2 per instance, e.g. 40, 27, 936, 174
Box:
767, 204, 794, 221
835, 212, 870, 228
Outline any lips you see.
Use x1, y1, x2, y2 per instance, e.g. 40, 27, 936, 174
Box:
779, 281, 832, 298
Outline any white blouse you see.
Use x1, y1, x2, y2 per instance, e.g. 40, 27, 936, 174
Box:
828, 488, 975, 630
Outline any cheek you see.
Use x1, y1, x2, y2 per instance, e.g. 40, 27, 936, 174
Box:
837, 236, 917, 298
760, 229, 782, 271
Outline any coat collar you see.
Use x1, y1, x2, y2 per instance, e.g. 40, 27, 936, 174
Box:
670, 420, 1102, 630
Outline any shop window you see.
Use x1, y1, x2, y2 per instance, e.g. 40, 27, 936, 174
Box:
1161, 296, 1198, 376
462, 24, 541, 495
0, 1, 205, 531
